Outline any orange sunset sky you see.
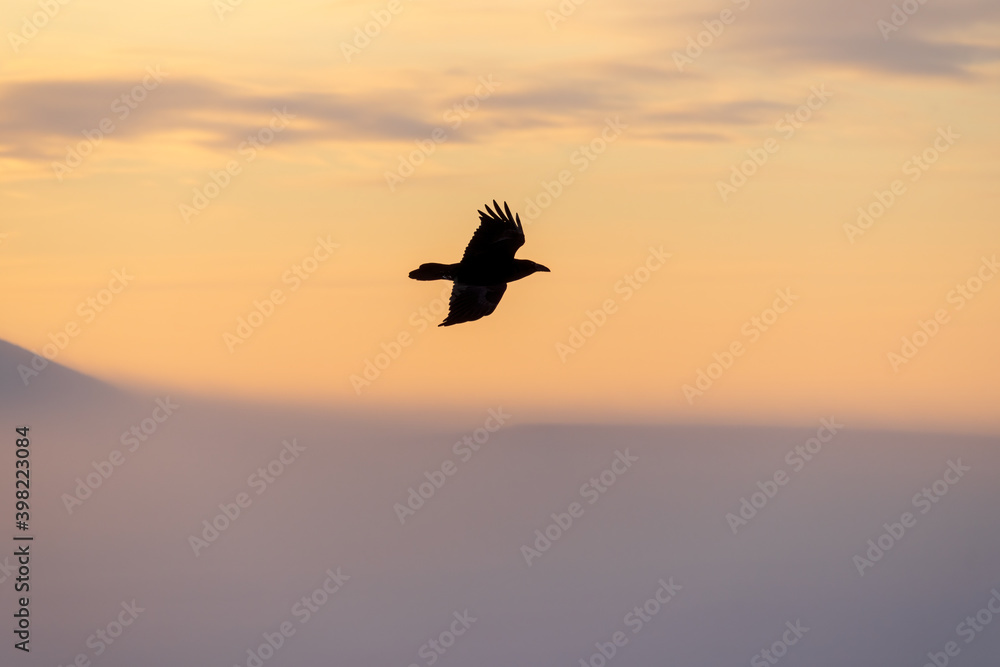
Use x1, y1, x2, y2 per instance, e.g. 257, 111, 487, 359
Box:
1, 0, 998, 431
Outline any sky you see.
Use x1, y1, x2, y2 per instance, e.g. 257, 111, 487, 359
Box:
1, 5, 999, 665
1, 0, 999, 432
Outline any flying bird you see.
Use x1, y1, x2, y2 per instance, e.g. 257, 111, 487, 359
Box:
409, 200, 550, 326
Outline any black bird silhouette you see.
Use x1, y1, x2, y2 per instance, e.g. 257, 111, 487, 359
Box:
409, 201, 550, 326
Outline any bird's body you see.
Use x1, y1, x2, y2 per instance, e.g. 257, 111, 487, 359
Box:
409, 201, 549, 326
409, 258, 542, 285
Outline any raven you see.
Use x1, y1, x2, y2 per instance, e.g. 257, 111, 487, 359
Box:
409, 201, 550, 326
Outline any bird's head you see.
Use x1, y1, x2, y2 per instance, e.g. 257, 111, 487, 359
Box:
509, 259, 551, 281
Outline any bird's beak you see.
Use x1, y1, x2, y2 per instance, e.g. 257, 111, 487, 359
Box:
537, 264, 551, 272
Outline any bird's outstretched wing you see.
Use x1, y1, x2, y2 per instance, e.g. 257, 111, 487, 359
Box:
440, 283, 508, 326
460, 200, 525, 264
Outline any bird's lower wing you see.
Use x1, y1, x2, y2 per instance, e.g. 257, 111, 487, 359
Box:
440, 283, 507, 326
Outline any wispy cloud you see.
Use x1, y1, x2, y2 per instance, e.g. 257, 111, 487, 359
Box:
634, 0, 1000, 78
729, 0, 1000, 77
0, 70, 800, 164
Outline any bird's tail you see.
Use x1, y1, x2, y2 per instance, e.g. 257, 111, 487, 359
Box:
408, 263, 454, 281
